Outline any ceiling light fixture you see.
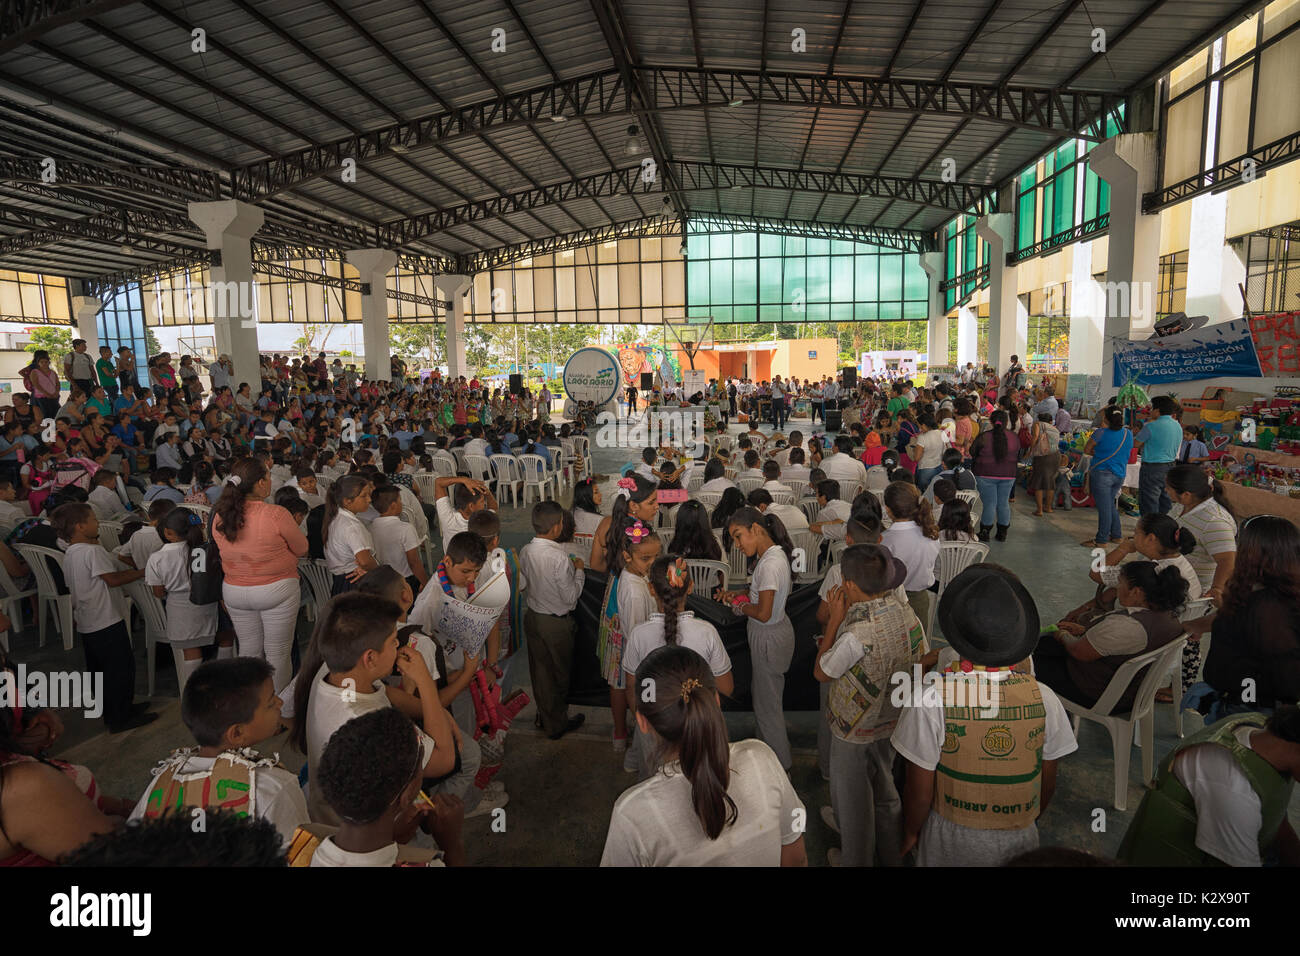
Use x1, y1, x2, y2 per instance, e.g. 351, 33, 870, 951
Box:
624, 124, 641, 156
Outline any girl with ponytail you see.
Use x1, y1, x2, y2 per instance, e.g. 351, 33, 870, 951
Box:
620, 557, 735, 778
147, 507, 226, 694
322, 474, 378, 595
592, 474, 661, 763
881, 481, 941, 629
970, 408, 1021, 541
717, 505, 796, 771
601, 644, 806, 866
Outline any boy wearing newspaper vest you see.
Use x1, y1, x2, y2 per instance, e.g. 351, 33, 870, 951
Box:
892, 565, 1078, 866
815, 544, 928, 867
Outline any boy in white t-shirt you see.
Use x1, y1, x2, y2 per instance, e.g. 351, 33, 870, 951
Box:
115, 498, 174, 569
129, 657, 308, 850
87, 469, 128, 521
432, 475, 496, 553
288, 592, 459, 825
0, 478, 27, 529
51, 502, 155, 733
369, 485, 429, 593
304, 708, 465, 867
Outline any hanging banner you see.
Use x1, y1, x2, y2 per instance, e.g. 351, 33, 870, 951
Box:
1247, 311, 1300, 378
1111, 319, 1263, 386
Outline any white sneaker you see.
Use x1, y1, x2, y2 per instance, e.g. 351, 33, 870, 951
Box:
465, 789, 510, 818
623, 745, 639, 774
612, 735, 628, 753
485, 779, 505, 795
820, 805, 839, 834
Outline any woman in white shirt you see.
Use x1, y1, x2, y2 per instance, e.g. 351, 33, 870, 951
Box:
717, 506, 796, 771
601, 644, 806, 867
880, 481, 941, 630
699, 457, 736, 494
146, 508, 222, 693
907, 412, 948, 491
323, 474, 378, 595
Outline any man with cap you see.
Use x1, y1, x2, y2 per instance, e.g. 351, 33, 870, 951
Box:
892, 564, 1078, 866
816, 544, 929, 867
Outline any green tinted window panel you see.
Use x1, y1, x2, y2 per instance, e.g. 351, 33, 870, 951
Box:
903, 299, 927, 320
855, 303, 878, 320
733, 232, 757, 258
831, 303, 854, 321
806, 237, 829, 257
1054, 166, 1076, 235
856, 255, 878, 301
783, 257, 805, 305
733, 305, 757, 323
804, 303, 830, 322
733, 259, 757, 305
1018, 191, 1037, 250
1098, 177, 1110, 218
830, 256, 854, 301
1083, 167, 1100, 222
759, 304, 783, 322
1056, 141, 1076, 168
710, 259, 733, 304
687, 261, 710, 303
711, 305, 734, 322
903, 261, 927, 300
878, 301, 903, 320
880, 256, 903, 301
831, 240, 855, 256
759, 258, 784, 303
806, 255, 831, 302
759, 233, 783, 256
709, 233, 732, 259
784, 236, 804, 257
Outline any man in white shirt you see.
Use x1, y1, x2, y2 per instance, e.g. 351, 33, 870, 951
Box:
463, 424, 488, 460
820, 437, 867, 488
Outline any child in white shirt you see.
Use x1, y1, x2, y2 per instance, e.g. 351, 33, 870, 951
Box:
369, 485, 428, 592
0, 478, 27, 529
88, 470, 128, 521
145, 508, 221, 694
323, 475, 378, 594
116, 498, 174, 570
51, 502, 154, 733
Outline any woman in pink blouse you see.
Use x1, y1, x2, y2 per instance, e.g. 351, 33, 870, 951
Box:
212, 457, 308, 692
21, 351, 61, 419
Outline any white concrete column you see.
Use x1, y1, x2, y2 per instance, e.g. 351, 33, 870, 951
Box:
1067, 240, 1105, 376
1089, 133, 1161, 387
70, 296, 102, 353
188, 200, 265, 387
975, 212, 1027, 373
920, 251, 948, 368
435, 274, 471, 380
956, 305, 977, 367
346, 249, 399, 382
1186, 192, 1247, 323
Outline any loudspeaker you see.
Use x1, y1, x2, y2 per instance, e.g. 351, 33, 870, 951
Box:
841, 366, 857, 389
825, 409, 843, 431
509, 374, 523, 395
640, 372, 653, 391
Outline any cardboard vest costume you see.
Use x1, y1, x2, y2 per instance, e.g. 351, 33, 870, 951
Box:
934, 671, 1045, 830
142, 747, 279, 821
827, 598, 926, 744
1117, 714, 1291, 866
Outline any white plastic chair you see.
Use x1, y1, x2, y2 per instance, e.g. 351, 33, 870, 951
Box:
299, 558, 333, 625
430, 453, 457, 478
0, 561, 36, 647
827, 538, 847, 567
98, 519, 125, 553
696, 491, 722, 510
451, 448, 468, 475
413, 472, 439, 500
1059, 636, 1188, 811
123, 579, 167, 696
15, 544, 73, 651
721, 533, 749, 586
799, 498, 821, 524
570, 435, 591, 475
789, 529, 821, 585
490, 454, 524, 508
770, 490, 796, 506
954, 489, 979, 509
465, 454, 494, 486
655, 526, 675, 549
686, 471, 704, 493
930, 540, 989, 637
786, 479, 808, 500
684, 559, 729, 598
126, 485, 144, 507
518, 454, 555, 504
738, 477, 762, 496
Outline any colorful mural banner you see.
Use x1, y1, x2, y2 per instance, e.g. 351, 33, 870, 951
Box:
1247, 311, 1300, 378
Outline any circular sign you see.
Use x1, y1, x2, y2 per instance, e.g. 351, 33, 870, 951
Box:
563, 347, 621, 405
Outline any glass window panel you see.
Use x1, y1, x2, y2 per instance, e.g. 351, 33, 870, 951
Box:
534, 268, 555, 312
733, 232, 757, 257
784, 236, 804, 257
782, 257, 805, 307
806, 255, 830, 302
805, 303, 829, 322
597, 241, 618, 264
806, 238, 829, 257
0, 282, 21, 316
1054, 165, 1076, 235
709, 259, 733, 305
734, 305, 757, 323
759, 233, 783, 256
830, 256, 853, 301
640, 262, 662, 307
555, 267, 576, 311
662, 260, 685, 308
44, 283, 70, 320
687, 260, 710, 307
855, 255, 878, 301
831, 303, 854, 321
759, 259, 784, 303
759, 304, 782, 322
271, 284, 290, 322
880, 256, 903, 301
640, 237, 662, 261
306, 284, 326, 323
617, 263, 638, 309
709, 233, 731, 259
576, 267, 598, 310
597, 264, 618, 308
733, 259, 757, 306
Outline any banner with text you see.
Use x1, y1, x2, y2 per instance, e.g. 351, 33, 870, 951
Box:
1112, 319, 1263, 386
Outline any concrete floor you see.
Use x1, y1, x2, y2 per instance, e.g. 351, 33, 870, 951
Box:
24, 413, 1294, 865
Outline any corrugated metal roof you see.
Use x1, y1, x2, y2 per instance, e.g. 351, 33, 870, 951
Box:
0, 0, 1271, 283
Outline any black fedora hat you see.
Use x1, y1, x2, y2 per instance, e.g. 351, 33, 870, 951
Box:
937, 564, 1040, 667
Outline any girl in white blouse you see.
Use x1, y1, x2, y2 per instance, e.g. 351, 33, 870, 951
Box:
718, 505, 796, 771
146, 508, 224, 693
323, 475, 377, 595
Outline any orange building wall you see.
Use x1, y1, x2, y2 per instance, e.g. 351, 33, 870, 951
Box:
774, 338, 838, 382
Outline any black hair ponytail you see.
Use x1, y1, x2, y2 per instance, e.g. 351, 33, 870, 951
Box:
323, 474, 369, 546
1120, 560, 1189, 613
161, 508, 206, 579
1136, 512, 1197, 556
648, 556, 692, 645
634, 645, 736, 840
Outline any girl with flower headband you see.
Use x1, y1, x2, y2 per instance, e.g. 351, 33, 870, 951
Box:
589, 474, 659, 758
601, 644, 806, 866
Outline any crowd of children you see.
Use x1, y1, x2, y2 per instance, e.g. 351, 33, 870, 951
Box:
0, 365, 1296, 870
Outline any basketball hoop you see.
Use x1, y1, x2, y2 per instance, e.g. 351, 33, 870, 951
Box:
666, 317, 714, 370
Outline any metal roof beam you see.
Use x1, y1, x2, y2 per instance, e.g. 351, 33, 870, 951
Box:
0, 0, 136, 54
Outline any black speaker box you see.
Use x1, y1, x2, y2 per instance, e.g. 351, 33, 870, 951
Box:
509, 374, 523, 395
640, 372, 654, 391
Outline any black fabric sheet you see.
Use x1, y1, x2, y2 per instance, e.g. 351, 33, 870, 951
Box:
566, 571, 823, 712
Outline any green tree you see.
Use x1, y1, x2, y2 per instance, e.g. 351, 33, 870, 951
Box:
389, 323, 445, 366
25, 326, 73, 362
145, 327, 162, 357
